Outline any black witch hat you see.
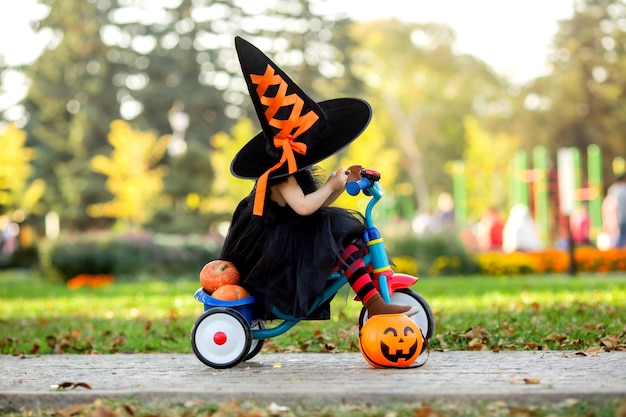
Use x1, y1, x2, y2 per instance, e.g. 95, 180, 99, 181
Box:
231, 36, 372, 215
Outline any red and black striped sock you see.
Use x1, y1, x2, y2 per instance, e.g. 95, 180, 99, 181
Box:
341, 244, 376, 303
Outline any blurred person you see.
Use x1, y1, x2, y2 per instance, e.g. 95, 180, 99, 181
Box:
607, 172, 626, 248
0, 216, 19, 257
502, 204, 542, 253
569, 207, 590, 246
430, 192, 455, 234
476, 207, 504, 252
598, 194, 618, 249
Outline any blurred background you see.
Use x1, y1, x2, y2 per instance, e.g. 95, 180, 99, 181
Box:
2, 0, 626, 279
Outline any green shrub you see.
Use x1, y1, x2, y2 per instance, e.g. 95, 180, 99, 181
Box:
149, 234, 222, 275
48, 239, 117, 279
387, 232, 479, 276
40, 233, 222, 281
0, 245, 39, 269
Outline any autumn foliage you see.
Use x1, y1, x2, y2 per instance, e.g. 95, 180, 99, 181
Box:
88, 120, 169, 226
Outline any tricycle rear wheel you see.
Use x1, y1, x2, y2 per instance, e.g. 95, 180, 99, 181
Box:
191, 307, 252, 369
245, 319, 266, 361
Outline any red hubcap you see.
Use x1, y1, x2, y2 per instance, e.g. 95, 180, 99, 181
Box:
213, 331, 227, 345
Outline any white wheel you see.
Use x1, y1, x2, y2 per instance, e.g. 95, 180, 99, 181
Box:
359, 288, 434, 352
191, 307, 252, 369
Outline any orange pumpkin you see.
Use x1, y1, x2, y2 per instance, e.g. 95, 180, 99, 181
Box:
199, 260, 240, 293
211, 284, 251, 301
358, 314, 422, 368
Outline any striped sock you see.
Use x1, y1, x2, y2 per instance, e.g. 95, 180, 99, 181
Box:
341, 244, 376, 303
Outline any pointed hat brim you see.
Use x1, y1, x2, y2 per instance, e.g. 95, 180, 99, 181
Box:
231, 97, 372, 179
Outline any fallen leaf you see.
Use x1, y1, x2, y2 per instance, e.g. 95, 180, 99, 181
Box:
323, 343, 336, 352
468, 338, 488, 351
55, 403, 90, 417
463, 325, 490, 339
414, 404, 436, 417
523, 378, 541, 384
567, 338, 584, 347
544, 333, 567, 342
93, 403, 117, 417
522, 342, 538, 349
600, 334, 620, 350
121, 404, 135, 416
500, 323, 517, 336
585, 346, 605, 355
508, 406, 536, 415
51, 381, 92, 391
563, 351, 587, 357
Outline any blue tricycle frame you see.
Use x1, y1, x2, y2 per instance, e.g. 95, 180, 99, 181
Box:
190, 169, 435, 369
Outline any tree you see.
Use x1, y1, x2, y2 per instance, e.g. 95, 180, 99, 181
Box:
461, 117, 520, 220
102, 0, 237, 141
101, 0, 357, 146
88, 120, 169, 229
44, 0, 356, 233
203, 118, 257, 223
23, 0, 121, 229
322, 119, 403, 216
0, 124, 45, 217
508, 0, 626, 183
348, 19, 506, 214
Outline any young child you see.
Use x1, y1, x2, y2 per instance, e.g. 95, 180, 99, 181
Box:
220, 37, 417, 320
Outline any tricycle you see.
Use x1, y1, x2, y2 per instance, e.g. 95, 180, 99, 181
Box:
190, 168, 435, 369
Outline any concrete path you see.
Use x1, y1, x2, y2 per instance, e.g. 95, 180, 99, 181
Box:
1, 351, 625, 410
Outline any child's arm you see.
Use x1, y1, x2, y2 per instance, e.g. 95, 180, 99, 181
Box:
323, 187, 344, 207
274, 170, 348, 216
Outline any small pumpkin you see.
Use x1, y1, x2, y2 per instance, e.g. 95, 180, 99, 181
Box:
358, 314, 422, 368
211, 284, 251, 301
199, 260, 240, 293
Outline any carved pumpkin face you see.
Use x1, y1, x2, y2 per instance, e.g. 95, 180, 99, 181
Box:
358, 314, 422, 368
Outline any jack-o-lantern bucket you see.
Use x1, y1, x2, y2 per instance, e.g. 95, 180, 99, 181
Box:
358, 314, 423, 368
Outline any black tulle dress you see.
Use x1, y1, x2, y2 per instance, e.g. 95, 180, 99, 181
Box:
220, 169, 365, 320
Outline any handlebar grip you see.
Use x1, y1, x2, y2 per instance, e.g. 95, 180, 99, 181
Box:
346, 178, 371, 196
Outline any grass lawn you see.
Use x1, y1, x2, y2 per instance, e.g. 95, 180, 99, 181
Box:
1, 269, 624, 355
1, 269, 625, 417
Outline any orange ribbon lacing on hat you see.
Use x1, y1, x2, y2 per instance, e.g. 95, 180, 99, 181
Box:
250, 65, 319, 216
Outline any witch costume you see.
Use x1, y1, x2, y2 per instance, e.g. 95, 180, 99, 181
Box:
219, 37, 372, 320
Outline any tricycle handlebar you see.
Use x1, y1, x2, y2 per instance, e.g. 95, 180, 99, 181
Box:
346, 178, 371, 196
345, 168, 381, 196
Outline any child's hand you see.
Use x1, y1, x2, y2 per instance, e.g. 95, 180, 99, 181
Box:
328, 168, 348, 191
